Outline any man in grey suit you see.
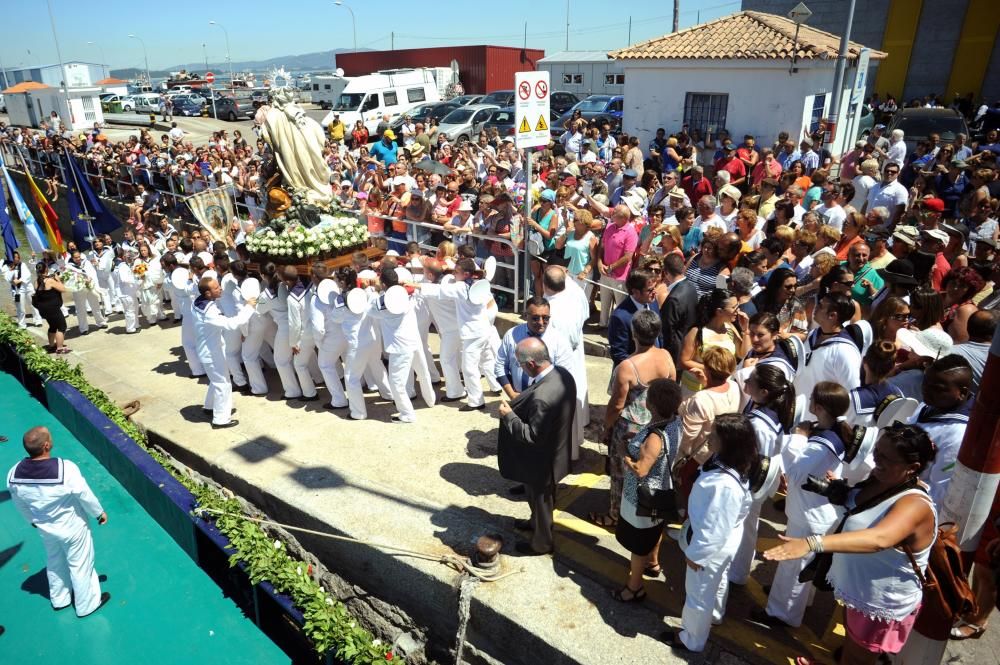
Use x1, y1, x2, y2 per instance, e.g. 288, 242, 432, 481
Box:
497, 337, 577, 555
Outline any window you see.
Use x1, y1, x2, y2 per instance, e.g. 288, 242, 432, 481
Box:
562, 73, 572, 84
573, 74, 583, 84
324, 84, 331, 90
360, 95, 378, 112
615, 74, 625, 85
809, 93, 829, 134
82, 96, 96, 122
605, 74, 625, 85
683, 93, 729, 134
609, 98, 623, 113
313, 84, 319, 91
406, 87, 426, 103
383, 91, 398, 107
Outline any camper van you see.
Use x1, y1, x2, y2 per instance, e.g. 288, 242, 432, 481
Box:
322, 69, 441, 135
311, 74, 352, 110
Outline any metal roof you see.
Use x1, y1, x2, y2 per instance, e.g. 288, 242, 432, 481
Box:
539, 51, 614, 64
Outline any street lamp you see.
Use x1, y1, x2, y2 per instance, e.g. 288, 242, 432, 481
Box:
87, 41, 108, 79
333, 1, 357, 53
208, 20, 234, 90
127, 34, 151, 90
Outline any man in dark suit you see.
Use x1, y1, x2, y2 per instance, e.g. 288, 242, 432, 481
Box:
608, 269, 660, 367
497, 337, 577, 555
660, 252, 699, 365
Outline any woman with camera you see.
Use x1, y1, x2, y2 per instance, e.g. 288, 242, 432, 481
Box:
764, 423, 937, 665
661, 413, 757, 652
756, 381, 852, 629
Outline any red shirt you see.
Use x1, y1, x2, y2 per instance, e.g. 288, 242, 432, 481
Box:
681, 174, 713, 205
714, 156, 747, 183
930, 252, 951, 292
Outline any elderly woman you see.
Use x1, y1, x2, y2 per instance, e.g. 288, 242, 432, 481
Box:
684, 229, 732, 298
594, 310, 677, 529
611, 378, 684, 602
834, 212, 868, 261
661, 413, 757, 653
764, 423, 937, 665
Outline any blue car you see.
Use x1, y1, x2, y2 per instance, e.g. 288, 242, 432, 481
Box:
173, 97, 205, 117
551, 95, 624, 138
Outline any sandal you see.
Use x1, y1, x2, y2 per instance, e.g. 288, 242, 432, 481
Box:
950, 619, 987, 640
643, 564, 663, 578
56, 347, 71, 355
588, 512, 618, 529
611, 585, 646, 603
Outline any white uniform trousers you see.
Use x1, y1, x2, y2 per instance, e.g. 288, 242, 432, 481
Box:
679, 555, 734, 652
598, 274, 626, 327
292, 340, 319, 398
729, 500, 764, 585
344, 341, 392, 420
223, 329, 248, 388
107, 276, 122, 312
438, 329, 465, 399
764, 517, 814, 627
417, 322, 441, 384
94, 276, 114, 315
317, 334, 349, 408
241, 318, 270, 395
387, 347, 435, 422
118, 292, 139, 333
461, 336, 491, 407
272, 325, 303, 398
480, 328, 502, 392
203, 361, 234, 425
72, 290, 106, 333
138, 286, 163, 322
181, 316, 205, 377
40, 523, 102, 617
15, 293, 42, 328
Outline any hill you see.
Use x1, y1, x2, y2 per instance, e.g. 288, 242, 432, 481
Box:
110, 48, 368, 79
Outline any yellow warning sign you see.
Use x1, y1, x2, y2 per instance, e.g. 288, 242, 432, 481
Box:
535, 115, 548, 131
518, 117, 531, 133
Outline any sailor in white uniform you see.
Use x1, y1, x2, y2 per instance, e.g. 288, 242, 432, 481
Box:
367, 267, 436, 423
794, 294, 862, 417
192, 276, 256, 428
421, 261, 465, 401
542, 265, 590, 459
285, 269, 320, 402
7, 426, 109, 617
88, 238, 116, 315
2, 251, 42, 328
177, 256, 208, 376
65, 250, 107, 334
312, 272, 350, 411
133, 243, 165, 324
334, 268, 392, 420
111, 247, 139, 333
260, 267, 304, 400
216, 257, 249, 393
239, 274, 271, 396
906, 355, 973, 505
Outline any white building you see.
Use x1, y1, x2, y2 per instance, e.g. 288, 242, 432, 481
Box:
538, 51, 625, 97
2, 80, 104, 132
610, 11, 886, 159
96, 77, 130, 97
3, 62, 105, 89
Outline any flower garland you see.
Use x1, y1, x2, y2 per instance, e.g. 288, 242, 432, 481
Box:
245, 217, 370, 261
0, 313, 400, 664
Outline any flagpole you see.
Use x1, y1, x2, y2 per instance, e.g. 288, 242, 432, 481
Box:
63, 147, 96, 243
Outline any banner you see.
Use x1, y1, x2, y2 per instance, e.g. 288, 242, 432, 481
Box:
187, 187, 233, 244
0, 156, 48, 255
63, 149, 122, 236
65, 172, 93, 251
26, 171, 64, 251
0, 176, 18, 262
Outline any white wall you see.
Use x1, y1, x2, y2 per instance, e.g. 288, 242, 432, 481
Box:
4, 93, 33, 128
621, 59, 853, 154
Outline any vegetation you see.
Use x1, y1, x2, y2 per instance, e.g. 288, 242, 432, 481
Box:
0, 313, 399, 664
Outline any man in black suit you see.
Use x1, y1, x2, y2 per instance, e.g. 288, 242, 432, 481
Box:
608, 269, 660, 367
660, 253, 699, 365
497, 337, 577, 555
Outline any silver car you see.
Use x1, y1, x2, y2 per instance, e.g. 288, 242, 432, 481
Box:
436, 104, 499, 144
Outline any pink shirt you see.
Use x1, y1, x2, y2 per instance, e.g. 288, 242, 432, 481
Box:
602, 222, 639, 281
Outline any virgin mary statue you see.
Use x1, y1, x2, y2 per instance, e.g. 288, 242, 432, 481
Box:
258, 87, 334, 208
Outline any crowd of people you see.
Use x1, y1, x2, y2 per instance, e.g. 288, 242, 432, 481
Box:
4, 94, 1000, 663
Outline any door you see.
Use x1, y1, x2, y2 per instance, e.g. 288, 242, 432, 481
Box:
471, 109, 492, 134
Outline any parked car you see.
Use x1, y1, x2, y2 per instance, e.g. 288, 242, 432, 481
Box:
170, 93, 205, 107
132, 93, 162, 114
450, 94, 484, 106
173, 97, 205, 117
100, 94, 136, 112
203, 94, 254, 121
436, 104, 500, 144
549, 91, 581, 115
480, 90, 515, 107
551, 95, 623, 137
484, 107, 563, 139
888, 107, 969, 154
388, 101, 462, 135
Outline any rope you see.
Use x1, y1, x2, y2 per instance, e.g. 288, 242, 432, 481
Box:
453, 574, 480, 665
196, 507, 523, 582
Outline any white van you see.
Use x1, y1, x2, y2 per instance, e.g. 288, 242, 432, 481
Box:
311, 74, 351, 110
322, 68, 441, 135
132, 93, 162, 114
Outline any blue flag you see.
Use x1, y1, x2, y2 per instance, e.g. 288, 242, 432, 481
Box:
0, 155, 48, 255
64, 170, 93, 251
0, 175, 19, 262
63, 150, 122, 236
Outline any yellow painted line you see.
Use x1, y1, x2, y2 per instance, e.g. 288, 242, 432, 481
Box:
873, 0, 923, 98
946, 0, 1000, 98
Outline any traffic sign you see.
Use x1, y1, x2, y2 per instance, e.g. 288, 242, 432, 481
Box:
514, 71, 550, 149
787, 2, 812, 23
205, 71, 215, 84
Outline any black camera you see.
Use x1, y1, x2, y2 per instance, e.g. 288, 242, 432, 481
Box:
802, 474, 851, 506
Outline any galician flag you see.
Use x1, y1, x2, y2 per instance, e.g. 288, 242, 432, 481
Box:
26, 171, 64, 251
0, 155, 48, 255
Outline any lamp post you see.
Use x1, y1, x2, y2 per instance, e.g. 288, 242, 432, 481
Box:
127, 33, 151, 90
87, 41, 108, 79
333, 1, 357, 53
45, 0, 74, 129
202, 43, 209, 71
208, 20, 234, 90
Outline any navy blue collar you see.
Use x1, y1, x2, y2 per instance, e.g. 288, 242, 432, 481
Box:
10, 458, 63, 485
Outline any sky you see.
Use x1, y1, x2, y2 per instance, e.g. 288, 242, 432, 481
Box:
2, 0, 743, 72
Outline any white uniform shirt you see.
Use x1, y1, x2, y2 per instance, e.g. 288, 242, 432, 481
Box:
908, 401, 971, 506
366, 289, 420, 354
7, 458, 104, 539
682, 462, 752, 565
794, 329, 862, 412
420, 279, 492, 341
782, 428, 846, 532
192, 296, 253, 366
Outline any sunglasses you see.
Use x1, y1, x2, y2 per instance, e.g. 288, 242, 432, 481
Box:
528, 315, 551, 322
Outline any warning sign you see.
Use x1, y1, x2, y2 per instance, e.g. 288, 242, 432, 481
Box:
514, 70, 550, 149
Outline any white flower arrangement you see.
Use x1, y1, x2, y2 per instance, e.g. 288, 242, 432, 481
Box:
245, 216, 370, 261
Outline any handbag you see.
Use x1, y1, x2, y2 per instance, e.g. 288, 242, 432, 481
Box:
903, 523, 978, 640
635, 420, 680, 520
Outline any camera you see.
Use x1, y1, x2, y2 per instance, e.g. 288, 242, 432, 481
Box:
801, 474, 851, 506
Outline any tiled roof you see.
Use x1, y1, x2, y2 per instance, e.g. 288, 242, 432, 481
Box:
2, 81, 51, 94
96, 77, 127, 85
611, 11, 887, 62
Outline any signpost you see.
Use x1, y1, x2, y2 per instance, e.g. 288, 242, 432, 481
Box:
205, 72, 216, 119
514, 71, 550, 310
205, 71, 215, 84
